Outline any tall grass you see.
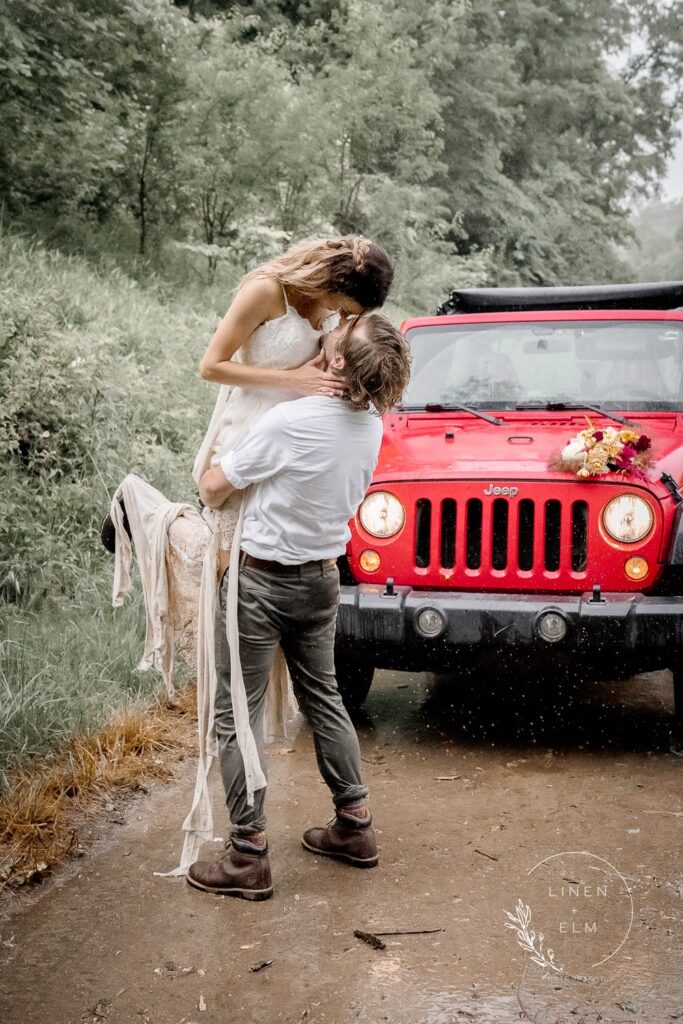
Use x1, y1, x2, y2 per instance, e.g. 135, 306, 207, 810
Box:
0, 582, 184, 786
0, 234, 216, 784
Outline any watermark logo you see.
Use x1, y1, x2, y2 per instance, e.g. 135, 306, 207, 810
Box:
504, 850, 634, 978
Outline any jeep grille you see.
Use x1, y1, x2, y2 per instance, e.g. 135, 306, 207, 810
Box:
414, 495, 590, 575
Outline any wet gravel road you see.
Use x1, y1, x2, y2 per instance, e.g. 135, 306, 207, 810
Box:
1, 668, 681, 1024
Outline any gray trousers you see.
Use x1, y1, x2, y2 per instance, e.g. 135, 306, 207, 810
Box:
214, 558, 369, 837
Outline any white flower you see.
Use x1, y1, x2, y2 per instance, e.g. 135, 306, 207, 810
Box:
562, 437, 585, 459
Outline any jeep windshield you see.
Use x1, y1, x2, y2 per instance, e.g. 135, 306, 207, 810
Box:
402, 320, 683, 412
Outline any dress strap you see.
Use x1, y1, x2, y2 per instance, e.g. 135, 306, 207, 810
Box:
281, 282, 290, 309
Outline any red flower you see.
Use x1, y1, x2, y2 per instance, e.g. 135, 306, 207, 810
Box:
615, 444, 637, 470
593, 431, 604, 442
634, 435, 651, 452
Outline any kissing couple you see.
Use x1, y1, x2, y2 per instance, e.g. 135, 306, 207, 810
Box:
109, 234, 411, 898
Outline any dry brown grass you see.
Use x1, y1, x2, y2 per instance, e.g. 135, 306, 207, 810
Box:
0, 687, 197, 891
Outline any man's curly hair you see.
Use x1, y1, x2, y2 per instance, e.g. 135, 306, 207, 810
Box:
336, 313, 411, 416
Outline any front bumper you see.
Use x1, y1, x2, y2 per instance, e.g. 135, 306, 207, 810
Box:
336, 584, 683, 672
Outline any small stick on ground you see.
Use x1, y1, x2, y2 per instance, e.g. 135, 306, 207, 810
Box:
474, 848, 499, 861
353, 929, 386, 950
371, 927, 444, 936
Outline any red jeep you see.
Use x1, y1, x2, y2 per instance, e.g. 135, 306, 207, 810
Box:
333, 282, 683, 747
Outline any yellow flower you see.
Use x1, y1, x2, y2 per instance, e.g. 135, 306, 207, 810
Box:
577, 467, 590, 478
619, 429, 638, 444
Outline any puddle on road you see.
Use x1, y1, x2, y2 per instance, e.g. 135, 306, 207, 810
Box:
388, 987, 520, 1023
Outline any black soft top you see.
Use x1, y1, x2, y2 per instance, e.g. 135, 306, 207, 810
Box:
436, 281, 683, 316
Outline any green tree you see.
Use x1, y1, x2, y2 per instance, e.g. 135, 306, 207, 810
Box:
174, 20, 332, 280
106, 3, 191, 254
435, 0, 683, 284
628, 199, 683, 281
0, 0, 190, 254
0, 1, 124, 210
286, 0, 485, 309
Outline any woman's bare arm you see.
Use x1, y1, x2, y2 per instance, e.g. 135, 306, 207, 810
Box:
199, 465, 236, 508
199, 277, 345, 396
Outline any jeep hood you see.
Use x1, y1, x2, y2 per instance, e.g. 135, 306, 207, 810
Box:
376, 412, 683, 489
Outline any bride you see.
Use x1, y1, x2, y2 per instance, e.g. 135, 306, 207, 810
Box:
108, 234, 395, 873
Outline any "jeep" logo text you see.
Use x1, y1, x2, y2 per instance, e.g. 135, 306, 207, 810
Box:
484, 484, 519, 497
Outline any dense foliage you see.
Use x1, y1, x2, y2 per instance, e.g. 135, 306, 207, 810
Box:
2, 0, 681, 300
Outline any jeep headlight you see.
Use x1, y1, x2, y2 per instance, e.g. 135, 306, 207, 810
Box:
358, 491, 405, 538
602, 495, 654, 543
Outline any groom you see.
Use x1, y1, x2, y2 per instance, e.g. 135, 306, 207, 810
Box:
190, 313, 411, 900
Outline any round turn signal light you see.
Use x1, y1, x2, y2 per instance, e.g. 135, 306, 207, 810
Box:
624, 556, 648, 581
359, 549, 381, 573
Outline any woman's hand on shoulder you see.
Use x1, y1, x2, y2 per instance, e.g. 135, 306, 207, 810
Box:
285, 351, 346, 397
199, 277, 284, 381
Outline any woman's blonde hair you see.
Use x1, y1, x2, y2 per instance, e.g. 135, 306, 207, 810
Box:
238, 234, 394, 310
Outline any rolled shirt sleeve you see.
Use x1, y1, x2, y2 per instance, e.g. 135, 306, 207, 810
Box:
218, 405, 292, 490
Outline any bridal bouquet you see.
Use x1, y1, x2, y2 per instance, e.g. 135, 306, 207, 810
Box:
551, 420, 654, 480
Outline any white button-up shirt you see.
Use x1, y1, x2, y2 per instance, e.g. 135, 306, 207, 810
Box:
219, 396, 383, 564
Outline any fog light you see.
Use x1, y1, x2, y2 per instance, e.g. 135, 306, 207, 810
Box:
359, 549, 381, 573
624, 556, 649, 581
416, 607, 446, 638
535, 610, 567, 643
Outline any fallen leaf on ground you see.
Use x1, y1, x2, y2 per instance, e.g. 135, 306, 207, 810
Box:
250, 959, 274, 972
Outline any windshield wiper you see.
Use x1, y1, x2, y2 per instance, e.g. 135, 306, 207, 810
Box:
514, 401, 635, 427
400, 403, 504, 426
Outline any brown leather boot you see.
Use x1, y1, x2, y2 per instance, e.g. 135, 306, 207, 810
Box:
302, 806, 378, 868
187, 836, 273, 900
